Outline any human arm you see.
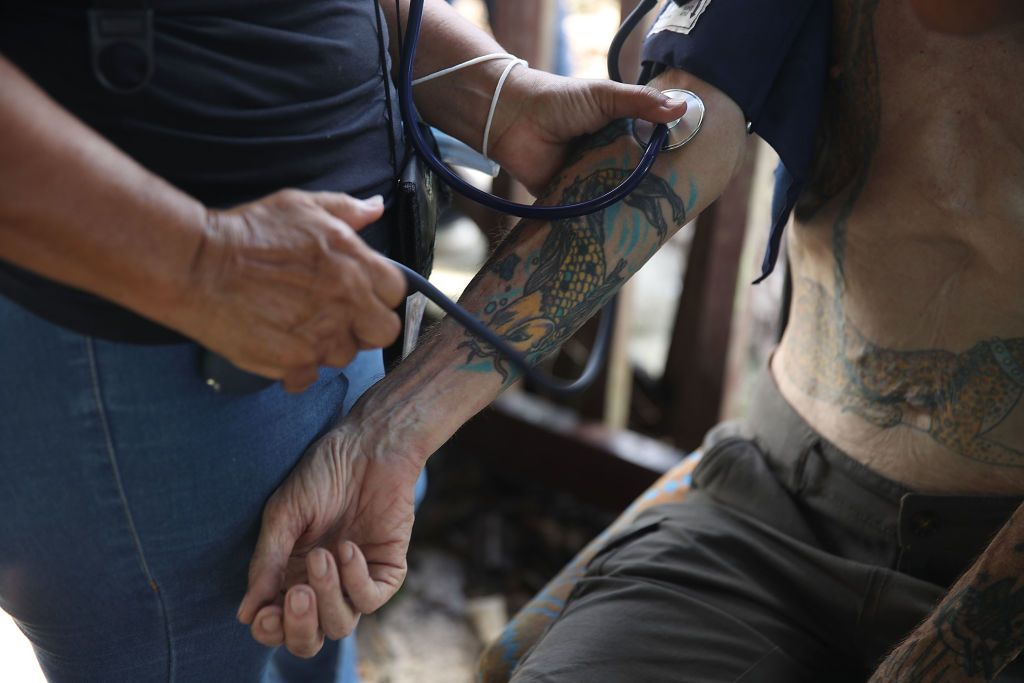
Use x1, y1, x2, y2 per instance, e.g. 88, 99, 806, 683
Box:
378, 0, 688, 193
238, 67, 748, 654
0, 56, 405, 390
869, 503, 1024, 682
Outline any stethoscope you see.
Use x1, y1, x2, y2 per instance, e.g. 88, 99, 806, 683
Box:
203, 0, 705, 396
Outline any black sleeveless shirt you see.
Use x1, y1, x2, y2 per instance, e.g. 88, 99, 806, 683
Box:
0, 0, 404, 342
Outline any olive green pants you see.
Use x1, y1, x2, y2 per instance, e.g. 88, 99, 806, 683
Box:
512, 372, 1024, 682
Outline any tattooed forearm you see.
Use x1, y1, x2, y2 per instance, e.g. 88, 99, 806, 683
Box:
347, 70, 744, 463
456, 123, 690, 381
871, 504, 1024, 682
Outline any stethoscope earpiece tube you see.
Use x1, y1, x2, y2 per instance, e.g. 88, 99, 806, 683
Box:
607, 0, 659, 83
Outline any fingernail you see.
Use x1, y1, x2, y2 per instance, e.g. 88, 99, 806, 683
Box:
363, 194, 384, 208
260, 614, 281, 633
290, 589, 310, 616
311, 550, 328, 579
236, 603, 245, 622
340, 542, 354, 564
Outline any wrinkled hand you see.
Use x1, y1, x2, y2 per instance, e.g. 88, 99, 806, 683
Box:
167, 190, 406, 392
488, 69, 688, 194
237, 422, 422, 657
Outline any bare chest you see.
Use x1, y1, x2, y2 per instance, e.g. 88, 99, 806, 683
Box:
776, 1, 1024, 493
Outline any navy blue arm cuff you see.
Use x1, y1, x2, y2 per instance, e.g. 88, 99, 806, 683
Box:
642, 0, 831, 282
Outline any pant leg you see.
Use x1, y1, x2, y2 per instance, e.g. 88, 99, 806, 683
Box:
510, 436, 940, 683
513, 367, 1024, 682
0, 297, 376, 682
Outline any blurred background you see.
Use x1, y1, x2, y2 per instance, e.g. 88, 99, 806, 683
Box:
0, 0, 783, 680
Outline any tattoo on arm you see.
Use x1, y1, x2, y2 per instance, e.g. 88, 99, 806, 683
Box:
562, 119, 632, 169
871, 507, 1024, 682
455, 123, 689, 381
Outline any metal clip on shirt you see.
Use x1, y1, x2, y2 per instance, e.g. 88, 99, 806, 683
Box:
89, 0, 154, 94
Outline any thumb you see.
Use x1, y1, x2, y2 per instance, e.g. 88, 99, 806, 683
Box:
596, 82, 688, 124
237, 501, 301, 625
311, 192, 385, 231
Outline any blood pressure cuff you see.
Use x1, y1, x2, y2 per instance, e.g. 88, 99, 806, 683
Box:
642, 0, 831, 282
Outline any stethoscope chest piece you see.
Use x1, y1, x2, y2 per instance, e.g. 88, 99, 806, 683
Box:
632, 89, 705, 152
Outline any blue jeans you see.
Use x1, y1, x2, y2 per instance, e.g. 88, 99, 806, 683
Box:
0, 297, 404, 682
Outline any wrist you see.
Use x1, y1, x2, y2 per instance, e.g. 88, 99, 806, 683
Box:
107, 195, 210, 330
345, 335, 505, 467
345, 381, 436, 469
415, 54, 532, 158
146, 202, 224, 335
481, 60, 532, 160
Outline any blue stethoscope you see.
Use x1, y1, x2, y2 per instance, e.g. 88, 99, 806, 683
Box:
204, 0, 705, 396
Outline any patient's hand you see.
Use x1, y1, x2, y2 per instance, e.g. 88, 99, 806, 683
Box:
236, 417, 422, 657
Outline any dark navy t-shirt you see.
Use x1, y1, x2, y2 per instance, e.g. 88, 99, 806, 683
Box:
0, 0, 404, 342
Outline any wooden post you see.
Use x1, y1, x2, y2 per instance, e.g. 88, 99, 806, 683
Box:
603, 280, 634, 430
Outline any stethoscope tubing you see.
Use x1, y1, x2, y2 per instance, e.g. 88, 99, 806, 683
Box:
389, 0, 664, 397
607, 0, 659, 84
396, 261, 616, 399
397, 0, 670, 222
201, 258, 617, 397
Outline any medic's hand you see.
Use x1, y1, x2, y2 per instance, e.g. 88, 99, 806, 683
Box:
237, 419, 422, 657
487, 69, 688, 195
167, 190, 406, 393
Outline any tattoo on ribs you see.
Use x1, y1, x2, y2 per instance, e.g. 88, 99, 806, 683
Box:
788, 280, 1024, 467
459, 166, 687, 381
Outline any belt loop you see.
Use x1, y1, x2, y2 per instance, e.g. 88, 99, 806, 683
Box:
789, 438, 815, 494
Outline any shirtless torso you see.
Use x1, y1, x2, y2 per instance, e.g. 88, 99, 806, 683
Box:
773, 0, 1024, 494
